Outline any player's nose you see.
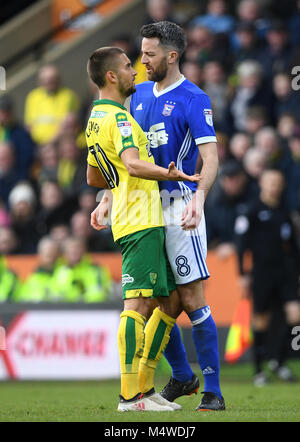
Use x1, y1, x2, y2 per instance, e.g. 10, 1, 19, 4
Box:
141, 54, 148, 64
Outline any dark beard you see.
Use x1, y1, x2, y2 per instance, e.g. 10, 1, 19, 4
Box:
148, 57, 168, 82
117, 78, 136, 98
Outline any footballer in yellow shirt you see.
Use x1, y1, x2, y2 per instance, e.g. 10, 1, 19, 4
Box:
86, 98, 163, 242
85, 46, 199, 411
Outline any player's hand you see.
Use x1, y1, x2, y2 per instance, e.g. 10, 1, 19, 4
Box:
90, 202, 109, 231
181, 190, 204, 230
167, 161, 201, 182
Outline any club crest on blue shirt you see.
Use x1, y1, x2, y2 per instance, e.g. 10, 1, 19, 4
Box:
162, 102, 175, 116
203, 109, 213, 126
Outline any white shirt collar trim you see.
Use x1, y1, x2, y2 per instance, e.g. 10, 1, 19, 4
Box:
153, 75, 186, 97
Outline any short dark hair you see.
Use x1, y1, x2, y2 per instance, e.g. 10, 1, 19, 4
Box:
87, 46, 125, 88
140, 21, 187, 59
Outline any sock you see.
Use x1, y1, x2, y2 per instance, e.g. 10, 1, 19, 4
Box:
163, 322, 194, 382
188, 306, 222, 398
118, 310, 145, 400
253, 329, 267, 374
139, 307, 175, 394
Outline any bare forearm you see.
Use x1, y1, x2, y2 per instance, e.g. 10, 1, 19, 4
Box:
121, 148, 199, 183
197, 143, 219, 199
127, 158, 171, 181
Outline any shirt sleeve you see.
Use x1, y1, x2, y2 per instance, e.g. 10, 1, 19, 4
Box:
187, 93, 217, 145
86, 148, 98, 167
112, 111, 139, 157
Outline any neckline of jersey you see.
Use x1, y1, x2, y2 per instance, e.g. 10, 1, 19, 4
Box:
93, 99, 127, 110
153, 75, 186, 97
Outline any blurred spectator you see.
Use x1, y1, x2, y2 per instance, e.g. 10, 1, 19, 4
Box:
256, 20, 294, 78
229, 60, 273, 133
57, 111, 86, 150
272, 72, 300, 123
78, 186, 97, 214
277, 112, 298, 143
0, 227, 19, 255
17, 237, 62, 302
144, 0, 175, 24
54, 236, 112, 302
49, 223, 70, 244
57, 135, 86, 196
229, 132, 251, 163
80, 78, 99, 125
205, 159, 257, 258
0, 142, 19, 207
235, 0, 270, 40
181, 60, 203, 87
282, 129, 300, 213
234, 169, 300, 385
202, 60, 229, 131
111, 33, 139, 65
254, 126, 288, 169
8, 182, 39, 254
190, 0, 235, 35
0, 255, 21, 302
232, 21, 265, 64
244, 105, 268, 137
0, 95, 35, 180
35, 180, 77, 238
186, 25, 230, 69
70, 210, 115, 252
36, 142, 59, 184
24, 64, 80, 145
0, 201, 10, 227
242, 147, 267, 189
185, 25, 214, 63
288, 0, 300, 46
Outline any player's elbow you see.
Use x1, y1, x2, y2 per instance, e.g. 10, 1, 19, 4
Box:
86, 173, 96, 187
127, 167, 138, 177
125, 160, 139, 177
87, 168, 100, 187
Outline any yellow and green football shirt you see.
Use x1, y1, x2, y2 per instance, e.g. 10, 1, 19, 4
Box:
86, 99, 163, 241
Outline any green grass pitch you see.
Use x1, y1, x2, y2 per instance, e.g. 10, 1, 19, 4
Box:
0, 361, 300, 422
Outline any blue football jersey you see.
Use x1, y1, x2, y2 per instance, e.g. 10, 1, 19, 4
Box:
130, 76, 217, 195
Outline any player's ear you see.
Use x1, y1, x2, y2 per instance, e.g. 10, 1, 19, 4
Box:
168, 51, 178, 65
106, 70, 118, 84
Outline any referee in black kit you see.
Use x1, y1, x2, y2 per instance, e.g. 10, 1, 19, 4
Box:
234, 168, 300, 386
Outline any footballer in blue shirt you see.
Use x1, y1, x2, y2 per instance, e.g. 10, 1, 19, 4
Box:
91, 21, 225, 411
130, 21, 225, 411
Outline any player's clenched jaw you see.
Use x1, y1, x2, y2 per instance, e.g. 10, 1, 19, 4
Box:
141, 37, 168, 82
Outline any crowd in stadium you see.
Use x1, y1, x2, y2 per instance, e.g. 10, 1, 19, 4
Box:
0, 0, 299, 302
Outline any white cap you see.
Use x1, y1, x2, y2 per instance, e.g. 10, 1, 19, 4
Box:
8, 182, 36, 207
